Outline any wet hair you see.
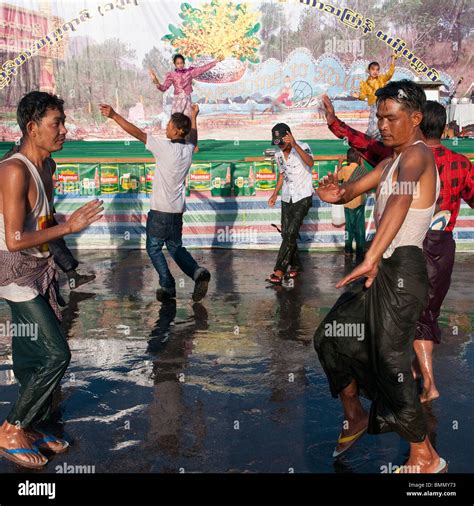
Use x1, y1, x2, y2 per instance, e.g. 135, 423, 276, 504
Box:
17, 91, 64, 136
173, 54, 185, 65
421, 100, 447, 140
346, 148, 360, 164
375, 79, 426, 113
170, 112, 191, 137
368, 61, 379, 70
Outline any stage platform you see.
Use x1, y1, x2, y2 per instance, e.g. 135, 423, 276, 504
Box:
0, 140, 473, 251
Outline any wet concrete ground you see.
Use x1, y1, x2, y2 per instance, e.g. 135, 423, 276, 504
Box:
0, 250, 473, 473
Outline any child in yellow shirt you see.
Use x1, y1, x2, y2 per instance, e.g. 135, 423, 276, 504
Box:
352, 54, 397, 138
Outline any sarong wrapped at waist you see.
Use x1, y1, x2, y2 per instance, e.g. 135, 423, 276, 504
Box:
314, 246, 429, 443
0, 250, 61, 320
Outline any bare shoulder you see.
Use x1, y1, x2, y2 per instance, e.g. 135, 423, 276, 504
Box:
404, 142, 433, 162
0, 157, 30, 187
400, 143, 435, 171
399, 143, 436, 183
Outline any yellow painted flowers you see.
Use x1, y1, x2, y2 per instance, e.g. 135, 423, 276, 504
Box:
162, 0, 262, 63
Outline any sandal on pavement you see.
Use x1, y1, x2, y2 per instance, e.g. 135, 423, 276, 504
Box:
333, 426, 367, 458
32, 432, 69, 454
0, 446, 48, 469
267, 273, 283, 285
288, 268, 300, 278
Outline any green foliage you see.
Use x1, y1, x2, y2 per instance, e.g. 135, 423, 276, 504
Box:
245, 22, 261, 37
259, 0, 473, 68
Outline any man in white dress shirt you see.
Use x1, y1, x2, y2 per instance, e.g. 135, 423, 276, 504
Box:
268, 123, 314, 284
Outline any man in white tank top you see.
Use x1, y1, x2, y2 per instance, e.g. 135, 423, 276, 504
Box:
315, 80, 446, 473
0, 143, 96, 298
0, 92, 103, 469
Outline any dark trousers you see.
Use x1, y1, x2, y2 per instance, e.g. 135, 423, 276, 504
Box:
49, 237, 79, 273
344, 204, 366, 256
415, 230, 456, 343
6, 295, 71, 428
274, 196, 312, 272
146, 210, 200, 293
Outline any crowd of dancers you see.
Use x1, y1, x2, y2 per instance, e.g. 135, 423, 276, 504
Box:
0, 50, 472, 473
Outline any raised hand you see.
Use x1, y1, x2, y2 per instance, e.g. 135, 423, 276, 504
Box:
283, 132, 296, 148
148, 68, 160, 85
66, 199, 104, 234
316, 172, 345, 203
191, 103, 200, 117
99, 104, 115, 119
322, 94, 336, 125
336, 256, 379, 289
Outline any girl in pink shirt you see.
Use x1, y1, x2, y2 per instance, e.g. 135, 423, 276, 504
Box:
149, 54, 223, 118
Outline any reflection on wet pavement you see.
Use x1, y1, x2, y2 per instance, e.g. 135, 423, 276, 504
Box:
0, 250, 472, 473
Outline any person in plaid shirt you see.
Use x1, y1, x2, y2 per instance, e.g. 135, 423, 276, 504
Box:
322, 94, 474, 403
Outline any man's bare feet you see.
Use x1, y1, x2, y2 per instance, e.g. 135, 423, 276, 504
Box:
0, 421, 47, 468
400, 436, 446, 473
420, 384, 440, 403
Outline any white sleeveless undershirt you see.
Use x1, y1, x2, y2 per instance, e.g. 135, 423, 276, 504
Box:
374, 140, 440, 259
0, 153, 54, 301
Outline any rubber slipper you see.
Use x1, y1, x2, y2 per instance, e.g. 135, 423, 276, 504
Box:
333, 426, 367, 458
267, 273, 283, 285
32, 433, 69, 454
394, 457, 448, 474
0, 446, 48, 469
288, 269, 299, 278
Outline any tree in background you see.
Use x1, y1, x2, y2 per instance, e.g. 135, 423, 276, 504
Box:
142, 46, 172, 112
55, 38, 163, 124
258, 0, 472, 95
259, 2, 293, 61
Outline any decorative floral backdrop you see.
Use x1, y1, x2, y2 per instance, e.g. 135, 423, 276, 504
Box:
1, 0, 472, 141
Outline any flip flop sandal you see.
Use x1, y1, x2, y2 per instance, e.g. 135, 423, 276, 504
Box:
0, 446, 48, 469
267, 273, 283, 285
394, 457, 448, 474
288, 269, 300, 278
333, 426, 368, 458
32, 433, 70, 454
